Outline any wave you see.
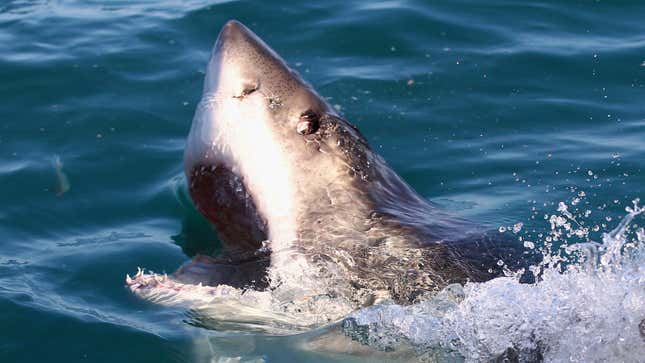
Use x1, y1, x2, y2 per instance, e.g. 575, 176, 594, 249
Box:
346, 198, 644, 361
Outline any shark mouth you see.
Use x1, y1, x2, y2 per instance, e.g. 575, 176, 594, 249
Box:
126, 260, 358, 334
126, 163, 278, 308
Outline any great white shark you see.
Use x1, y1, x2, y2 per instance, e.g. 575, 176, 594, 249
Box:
128, 20, 533, 322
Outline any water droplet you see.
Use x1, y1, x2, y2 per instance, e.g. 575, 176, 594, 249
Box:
513, 222, 523, 234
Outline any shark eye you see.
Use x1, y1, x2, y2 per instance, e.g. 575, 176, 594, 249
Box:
296, 110, 320, 135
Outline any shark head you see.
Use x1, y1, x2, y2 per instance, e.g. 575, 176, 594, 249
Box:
130, 21, 534, 313
184, 20, 379, 258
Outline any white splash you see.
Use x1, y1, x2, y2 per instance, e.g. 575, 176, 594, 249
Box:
127, 197, 644, 361
346, 198, 645, 362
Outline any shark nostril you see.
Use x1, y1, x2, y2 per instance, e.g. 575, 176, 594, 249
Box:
242, 85, 258, 96
233, 82, 259, 99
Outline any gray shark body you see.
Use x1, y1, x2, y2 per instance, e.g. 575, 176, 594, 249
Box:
178, 20, 529, 308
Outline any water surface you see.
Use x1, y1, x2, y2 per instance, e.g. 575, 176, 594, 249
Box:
1, 1, 644, 362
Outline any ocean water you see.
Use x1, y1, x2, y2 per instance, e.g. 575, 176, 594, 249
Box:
1, 1, 644, 362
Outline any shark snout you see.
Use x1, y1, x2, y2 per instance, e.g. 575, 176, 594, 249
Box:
215, 20, 254, 51
204, 20, 279, 98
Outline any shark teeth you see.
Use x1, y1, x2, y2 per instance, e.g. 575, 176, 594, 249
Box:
125, 266, 248, 306
125, 267, 156, 291
125, 267, 172, 287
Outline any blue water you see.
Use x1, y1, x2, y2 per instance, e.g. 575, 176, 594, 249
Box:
1, 1, 644, 362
